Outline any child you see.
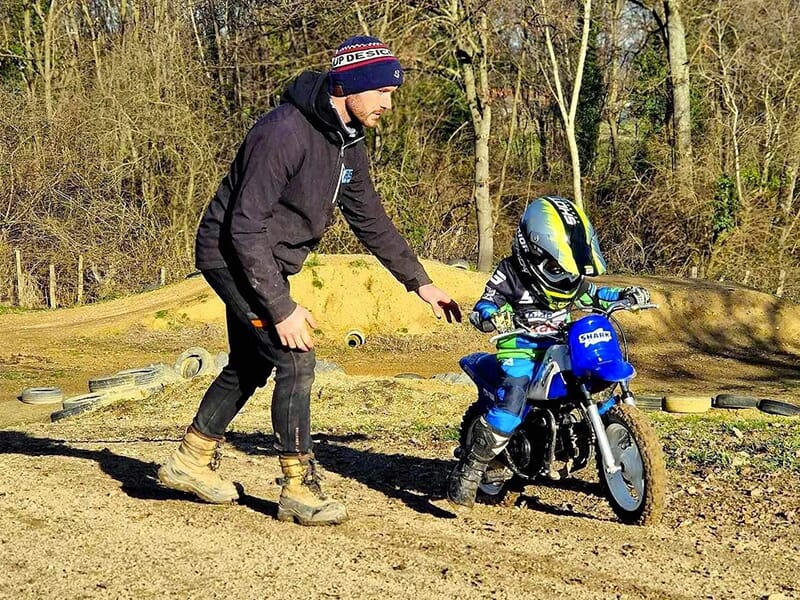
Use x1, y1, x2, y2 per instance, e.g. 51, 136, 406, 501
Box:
447, 196, 650, 510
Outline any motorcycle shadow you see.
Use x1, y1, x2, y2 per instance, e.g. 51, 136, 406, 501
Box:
514, 477, 607, 521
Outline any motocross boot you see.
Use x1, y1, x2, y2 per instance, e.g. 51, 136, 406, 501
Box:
276, 454, 348, 526
447, 417, 510, 511
157, 425, 239, 503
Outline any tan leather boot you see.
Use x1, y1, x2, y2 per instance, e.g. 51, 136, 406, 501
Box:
158, 425, 239, 504
277, 454, 347, 526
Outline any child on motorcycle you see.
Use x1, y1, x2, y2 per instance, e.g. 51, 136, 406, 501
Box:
447, 196, 651, 510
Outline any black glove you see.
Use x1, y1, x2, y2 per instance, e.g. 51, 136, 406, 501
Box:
469, 310, 496, 333
621, 286, 650, 305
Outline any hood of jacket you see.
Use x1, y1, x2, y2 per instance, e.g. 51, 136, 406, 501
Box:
281, 71, 363, 144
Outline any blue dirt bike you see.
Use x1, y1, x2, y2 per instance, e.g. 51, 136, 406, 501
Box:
456, 300, 666, 525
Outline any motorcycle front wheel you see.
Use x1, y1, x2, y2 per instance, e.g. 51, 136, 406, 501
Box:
597, 403, 666, 525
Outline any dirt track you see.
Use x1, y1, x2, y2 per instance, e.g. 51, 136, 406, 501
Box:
1, 256, 799, 599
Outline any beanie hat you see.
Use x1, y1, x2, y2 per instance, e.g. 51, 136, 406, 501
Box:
328, 36, 404, 97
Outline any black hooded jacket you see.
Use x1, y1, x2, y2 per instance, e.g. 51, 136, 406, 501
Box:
195, 71, 432, 322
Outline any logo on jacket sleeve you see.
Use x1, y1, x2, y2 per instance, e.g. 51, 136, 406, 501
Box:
341, 168, 353, 184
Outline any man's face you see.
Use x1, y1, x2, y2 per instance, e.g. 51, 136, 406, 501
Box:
344, 87, 397, 128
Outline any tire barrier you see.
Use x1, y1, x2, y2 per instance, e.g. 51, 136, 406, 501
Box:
757, 399, 800, 417
447, 258, 470, 270
713, 394, 759, 409
52, 392, 108, 422
344, 330, 365, 348
663, 395, 712, 414
116, 365, 163, 386
173, 347, 215, 379
20, 387, 64, 405
634, 395, 665, 412
88, 372, 137, 393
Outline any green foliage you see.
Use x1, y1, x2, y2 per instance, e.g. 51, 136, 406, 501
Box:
712, 174, 739, 240
305, 253, 323, 268
576, 26, 605, 174
629, 36, 669, 136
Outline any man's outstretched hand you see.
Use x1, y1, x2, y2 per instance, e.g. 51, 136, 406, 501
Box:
415, 283, 462, 323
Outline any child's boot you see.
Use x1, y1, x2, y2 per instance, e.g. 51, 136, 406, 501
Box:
447, 417, 510, 510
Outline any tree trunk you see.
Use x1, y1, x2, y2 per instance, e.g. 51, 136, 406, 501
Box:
665, 0, 694, 199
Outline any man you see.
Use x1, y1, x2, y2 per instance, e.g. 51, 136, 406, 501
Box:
158, 36, 461, 526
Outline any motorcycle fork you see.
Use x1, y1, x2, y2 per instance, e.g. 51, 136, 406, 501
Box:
580, 383, 622, 475
619, 381, 636, 406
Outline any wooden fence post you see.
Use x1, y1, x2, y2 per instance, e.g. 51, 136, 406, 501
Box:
159, 266, 166, 287
690, 266, 698, 279
743, 270, 750, 285
14, 249, 22, 306
776, 270, 786, 298
49, 264, 57, 309
77, 255, 84, 305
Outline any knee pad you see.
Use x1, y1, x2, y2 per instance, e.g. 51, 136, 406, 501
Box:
485, 407, 521, 435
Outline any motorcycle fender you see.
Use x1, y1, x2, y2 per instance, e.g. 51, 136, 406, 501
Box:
527, 345, 570, 401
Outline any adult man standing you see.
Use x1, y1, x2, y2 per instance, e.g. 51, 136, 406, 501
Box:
158, 36, 461, 526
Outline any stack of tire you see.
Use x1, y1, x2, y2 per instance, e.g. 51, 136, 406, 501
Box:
20, 346, 224, 423
636, 393, 800, 416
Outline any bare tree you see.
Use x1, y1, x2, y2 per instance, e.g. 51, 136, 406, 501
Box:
533, 0, 593, 208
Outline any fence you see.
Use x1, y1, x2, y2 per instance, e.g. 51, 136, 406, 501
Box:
8, 249, 169, 309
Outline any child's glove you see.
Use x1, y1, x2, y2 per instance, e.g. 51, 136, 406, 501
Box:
621, 286, 650, 305
469, 310, 496, 332
469, 301, 499, 332
491, 310, 515, 333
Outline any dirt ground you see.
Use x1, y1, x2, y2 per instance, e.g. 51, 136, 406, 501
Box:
1, 255, 799, 599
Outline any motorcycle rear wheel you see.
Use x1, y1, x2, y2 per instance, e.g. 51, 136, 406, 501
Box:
458, 400, 523, 507
597, 404, 666, 525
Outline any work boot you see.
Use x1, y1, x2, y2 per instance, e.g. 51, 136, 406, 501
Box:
276, 454, 347, 526
447, 417, 510, 511
157, 425, 239, 504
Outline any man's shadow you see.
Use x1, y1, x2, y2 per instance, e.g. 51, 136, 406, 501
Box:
227, 431, 457, 519
0, 430, 185, 501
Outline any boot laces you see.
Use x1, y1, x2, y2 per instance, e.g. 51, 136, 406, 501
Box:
210, 445, 223, 471
303, 459, 326, 498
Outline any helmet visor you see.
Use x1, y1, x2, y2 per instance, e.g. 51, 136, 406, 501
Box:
539, 257, 581, 290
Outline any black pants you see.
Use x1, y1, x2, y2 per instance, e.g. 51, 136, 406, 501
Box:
192, 267, 315, 454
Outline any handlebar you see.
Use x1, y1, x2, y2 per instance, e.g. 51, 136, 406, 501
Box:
488, 301, 658, 343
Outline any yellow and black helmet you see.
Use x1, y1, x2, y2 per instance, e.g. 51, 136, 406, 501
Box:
511, 196, 607, 307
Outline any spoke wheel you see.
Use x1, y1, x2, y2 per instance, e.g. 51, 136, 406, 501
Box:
597, 404, 666, 525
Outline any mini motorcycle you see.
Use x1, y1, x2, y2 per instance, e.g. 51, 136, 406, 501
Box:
456, 300, 666, 525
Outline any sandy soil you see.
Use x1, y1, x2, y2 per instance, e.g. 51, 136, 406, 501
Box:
1, 255, 799, 599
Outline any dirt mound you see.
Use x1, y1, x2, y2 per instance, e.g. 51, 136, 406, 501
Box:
2, 254, 800, 427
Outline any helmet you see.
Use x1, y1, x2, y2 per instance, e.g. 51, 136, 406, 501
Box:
512, 196, 607, 308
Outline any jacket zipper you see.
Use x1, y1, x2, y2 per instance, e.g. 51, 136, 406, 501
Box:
331, 133, 364, 204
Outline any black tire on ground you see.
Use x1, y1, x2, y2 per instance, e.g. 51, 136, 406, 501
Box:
51, 396, 106, 422
116, 366, 162, 386
447, 258, 470, 270
634, 395, 664, 412
713, 393, 759, 409
20, 387, 64, 405
757, 399, 800, 416
597, 404, 666, 526
88, 372, 136, 392
458, 400, 523, 508
62, 392, 106, 409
